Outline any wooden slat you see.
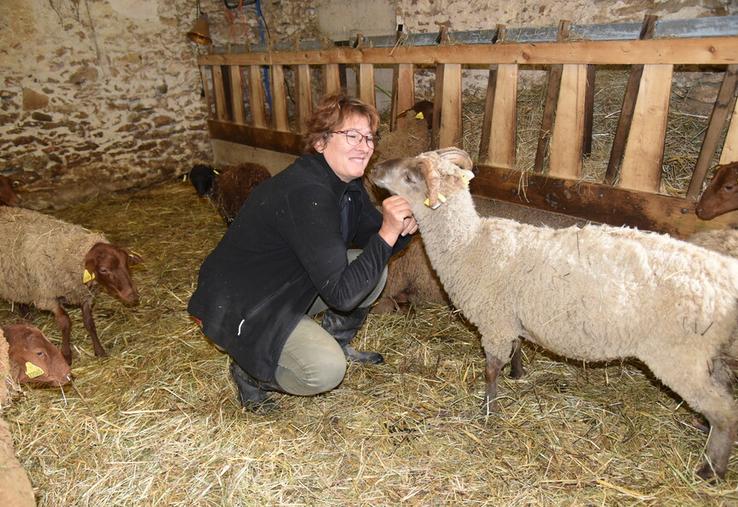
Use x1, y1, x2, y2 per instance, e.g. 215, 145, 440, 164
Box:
470, 164, 738, 238
390, 63, 415, 131
436, 63, 462, 149
720, 98, 738, 165
270, 65, 289, 132
246, 65, 267, 128
604, 15, 658, 185
687, 64, 738, 197
209, 120, 302, 155
358, 63, 375, 108
548, 64, 587, 179
618, 64, 673, 192
479, 64, 518, 169
212, 65, 228, 121
324, 63, 342, 95
228, 65, 245, 124
199, 36, 738, 67
582, 65, 596, 156
534, 21, 570, 173
295, 64, 312, 133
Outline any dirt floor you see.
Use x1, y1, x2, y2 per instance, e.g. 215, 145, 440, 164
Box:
1, 180, 737, 506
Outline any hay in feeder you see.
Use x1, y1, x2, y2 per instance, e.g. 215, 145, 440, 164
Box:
0, 181, 736, 505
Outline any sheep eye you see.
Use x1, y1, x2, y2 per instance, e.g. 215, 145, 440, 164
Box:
98, 267, 110, 275
723, 184, 735, 192
35, 350, 47, 358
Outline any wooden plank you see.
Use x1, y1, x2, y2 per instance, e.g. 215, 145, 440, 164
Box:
687, 64, 738, 197
209, 119, 303, 155
534, 21, 570, 173
228, 66, 245, 124
548, 64, 587, 179
390, 63, 415, 131
470, 164, 738, 238
604, 15, 658, 185
479, 64, 518, 169
198, 36, 738, 66
324, 63, 342, 95
720, 97, 738, 165
618, 64, 673, 192
270, 64, 289, 132
295, 64, 312, 133
358, 63, 376, 108
582, 65, 596, 155
436, 63, 462, 149
212, 65, 228, 121
247, 65, 267, 128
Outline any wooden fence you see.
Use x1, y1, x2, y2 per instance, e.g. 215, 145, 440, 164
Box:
195, 20, 738, 238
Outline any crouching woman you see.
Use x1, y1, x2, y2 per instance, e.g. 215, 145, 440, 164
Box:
188, 94, 417, 410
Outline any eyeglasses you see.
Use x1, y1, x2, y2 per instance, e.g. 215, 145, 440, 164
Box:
331, 129, 379, 149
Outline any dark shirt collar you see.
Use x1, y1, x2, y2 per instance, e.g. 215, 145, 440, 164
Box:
312, 152, 363, 199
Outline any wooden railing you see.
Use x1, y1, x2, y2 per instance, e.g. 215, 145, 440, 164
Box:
196, 21, 738, 238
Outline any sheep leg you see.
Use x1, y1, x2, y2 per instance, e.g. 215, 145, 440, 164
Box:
483, 351, 505, 413
509, 338, 525, 379
52, 301, 73, 365
81, 299, 107, 357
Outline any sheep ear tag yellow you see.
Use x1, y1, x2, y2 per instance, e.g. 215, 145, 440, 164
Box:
460, 169, 475, 187
415, 112, 425, 120
83, 269, 95, 284
25, 362, 45, 379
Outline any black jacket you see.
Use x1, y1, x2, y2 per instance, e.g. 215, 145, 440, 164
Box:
188, 153, 409, 382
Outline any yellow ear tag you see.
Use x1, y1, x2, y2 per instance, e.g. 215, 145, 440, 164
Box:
437, 193, 447, 203
415, 112, 425, 120
83, 269, 95, 283
25, 362, 45, 379
423, 198, 442, 210
213, 169, 220, 175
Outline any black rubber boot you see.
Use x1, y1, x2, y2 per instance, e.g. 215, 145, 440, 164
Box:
229, 360, 280, 411
321, 306, 384, 364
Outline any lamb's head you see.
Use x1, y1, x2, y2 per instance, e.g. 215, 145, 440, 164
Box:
370, 147, 475, 209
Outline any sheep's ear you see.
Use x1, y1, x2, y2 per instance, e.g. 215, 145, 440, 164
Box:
418, 157, 442, 209
127, 250, 144, 265
435, 147, 473, 171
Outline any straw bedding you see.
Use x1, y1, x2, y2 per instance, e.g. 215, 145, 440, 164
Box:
0, 181, 736, 505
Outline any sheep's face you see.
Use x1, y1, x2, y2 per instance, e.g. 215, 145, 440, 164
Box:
84, 243, 142, 305
370, 148, 475, 209
696, 161, 738, 220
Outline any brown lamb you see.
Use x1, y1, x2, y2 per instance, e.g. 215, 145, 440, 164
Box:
696, 161, 738, 220
0, 175, 19, 207
189, 163, 271, 224
3, 323, 71, 386
0, 207, 141, 364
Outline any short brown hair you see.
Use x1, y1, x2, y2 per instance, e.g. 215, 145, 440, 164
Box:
302, 94, 380, 153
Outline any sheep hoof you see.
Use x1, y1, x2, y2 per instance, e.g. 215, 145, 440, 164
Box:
482, 396, 499, 415
509, 366, 526, 380
696, 463, 723, 483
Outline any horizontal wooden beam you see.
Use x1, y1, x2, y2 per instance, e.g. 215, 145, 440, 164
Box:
208, 120, 303, 155
199, 36, 738, 67
470, 165, 738, 238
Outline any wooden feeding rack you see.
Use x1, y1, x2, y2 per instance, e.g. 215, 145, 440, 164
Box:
195, 16, 738, 238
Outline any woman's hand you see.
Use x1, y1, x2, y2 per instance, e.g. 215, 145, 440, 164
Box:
378, 195, 418, 246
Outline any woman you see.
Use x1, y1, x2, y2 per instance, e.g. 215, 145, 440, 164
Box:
188, 94, 417, 410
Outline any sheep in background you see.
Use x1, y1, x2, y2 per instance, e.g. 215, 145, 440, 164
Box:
696, 162, 738, 220
3, 323, 71, 386
188, 163, 271, 224
372, 147, 738, 480
688, 229, 738, 258
0, 176, 19, 207
0, 207, 142, 364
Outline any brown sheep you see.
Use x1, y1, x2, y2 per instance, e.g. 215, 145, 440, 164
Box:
189, 163, 271, 224
3, 323, 71, 386
0, 207, 142, 364
696, 161, 738, 220
0, 176, 19, 207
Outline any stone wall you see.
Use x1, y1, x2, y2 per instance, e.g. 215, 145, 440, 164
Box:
1, 0, 212, 209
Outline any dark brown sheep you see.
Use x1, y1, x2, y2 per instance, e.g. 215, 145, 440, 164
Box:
0, 207, 142, 364
696, 161, 738, 220
0, 175, 19, 207
189, 163, 271, 224
3, 323, 71, 386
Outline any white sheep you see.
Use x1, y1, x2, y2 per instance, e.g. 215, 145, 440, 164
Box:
688, 229, 738, 259
371, 147, 738, 481
0, 207, 142, 364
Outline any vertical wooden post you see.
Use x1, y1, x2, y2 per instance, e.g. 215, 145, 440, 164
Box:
548, 64, 587, 178
436, 63, 462, 149
228, 65, 245, 124
295, 64, 312, 133
324, 63, 342, 95
391, 64, 415, 131
719, 97, 738, 165
247, 65, 267, 128
212, 65, 228, 121
618, 64, 673, 192
200, 66, 214, 118
687, 64, 738, 197
358, 64, 375, 108
582, 65, 596, 156
533, 20, 570, 173
270, 64, 289, 132
604, 15, 658, 185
